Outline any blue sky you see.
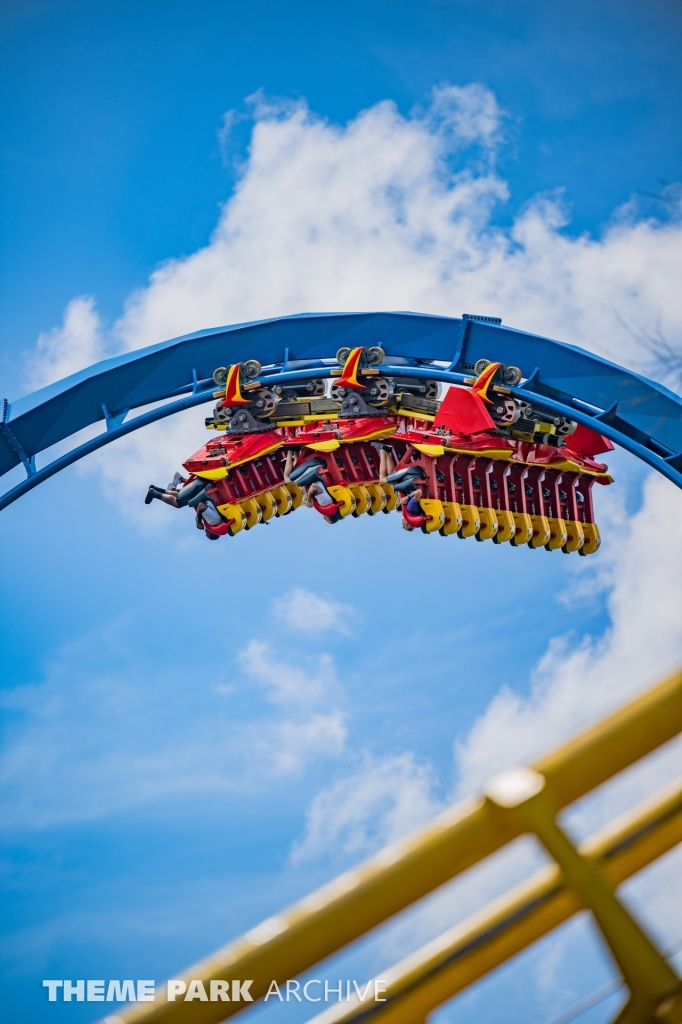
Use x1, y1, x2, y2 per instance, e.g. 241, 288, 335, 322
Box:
2, 2, 682, 1023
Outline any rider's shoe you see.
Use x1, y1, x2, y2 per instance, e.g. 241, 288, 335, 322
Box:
145, 485, 162, 504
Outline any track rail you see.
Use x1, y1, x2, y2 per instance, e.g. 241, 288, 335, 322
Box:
3, 311, 682, 510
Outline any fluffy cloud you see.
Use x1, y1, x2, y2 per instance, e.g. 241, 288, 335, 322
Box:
25, 82, 682, 396
272, 588, 351, 634
25, 296, 106, 392
238, 637, 339, 704
292, 753, 441, 863
454, 472, 682, 801
0, 624, 347, 829
264, 713, 347, 774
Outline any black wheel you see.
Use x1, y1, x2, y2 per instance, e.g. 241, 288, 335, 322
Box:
366, 346, 385, 366
504, 365, 522, 386
213, 366, 228, 386
336, 347, 351, 366
366, 378, 391, 406
213, 405, 232, 424
252, 389, 276, 418
242, 359, 262, 379
474, 358, 491, 376
330, 382, 347, 401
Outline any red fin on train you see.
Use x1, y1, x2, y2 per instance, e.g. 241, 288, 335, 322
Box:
433, 386, 496, 435
564, 424, 615, 458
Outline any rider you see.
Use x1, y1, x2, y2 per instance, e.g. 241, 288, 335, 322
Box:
145, 473, 205, 508
303, 478, 341, 524
286, 454, 342, 524
145, 473, 230, 538
384, 465, 428, 531
194, 497, 231, 539
400, 486, 424, 531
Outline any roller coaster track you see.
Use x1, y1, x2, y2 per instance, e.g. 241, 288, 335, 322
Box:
3, 311, 682, 511
5, 313, 682, 1021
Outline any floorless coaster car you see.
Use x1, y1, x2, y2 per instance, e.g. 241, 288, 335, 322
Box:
175, 348, 613, 554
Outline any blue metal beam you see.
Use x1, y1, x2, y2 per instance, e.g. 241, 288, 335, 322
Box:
2, 311, 682, 511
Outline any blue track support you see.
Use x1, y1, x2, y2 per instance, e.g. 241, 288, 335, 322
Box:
2, 310, 682, 511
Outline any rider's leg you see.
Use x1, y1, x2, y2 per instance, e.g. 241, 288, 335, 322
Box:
379, 448, 395, 482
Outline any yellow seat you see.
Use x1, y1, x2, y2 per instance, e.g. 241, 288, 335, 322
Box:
255, 491, 276, 522
419, 498, 445, 533
365, 484, 387, 514
493, 510, 516, 543
327, 484, 356, 516
510, 512, 533, 545
240, 497, 262, 529
547, 517, 568, 550
285, 483, 304, 509
563, 520, 585, 553
477, 507, 498, 541
216, 502, 247, 535
380, 484, 399, 511
529, 514, 551, 548
350, 486, 371, 516
440, 501, 463, 536
458, 504, 480, 538
270, 485, 293, 516
580, 522, 601, 556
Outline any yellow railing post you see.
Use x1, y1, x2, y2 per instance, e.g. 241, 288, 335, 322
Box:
485, 767, 681, 1023
305, 779, 682, 1024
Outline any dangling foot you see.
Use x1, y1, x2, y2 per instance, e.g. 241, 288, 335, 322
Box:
145, 485, 162, 504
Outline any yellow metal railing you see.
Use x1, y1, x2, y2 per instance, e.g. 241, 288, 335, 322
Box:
106, 668, 682, 1024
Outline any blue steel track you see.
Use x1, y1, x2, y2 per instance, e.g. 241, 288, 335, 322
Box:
3, 310, 682, 512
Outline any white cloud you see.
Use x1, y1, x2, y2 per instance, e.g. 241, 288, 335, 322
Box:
25, 296, 106, 391
272, 588, 351, 634
453, 472, 682, 799
235, 638, 347, 772
0, 626, 347, 830
238, 638, 339, 704
264, 713, 347, 775
423, 82, 506, 151
24, 82, 682, 504
292, 753, 441, 863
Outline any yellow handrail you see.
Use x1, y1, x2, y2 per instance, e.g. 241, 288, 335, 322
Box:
308, 778, 682, 1024
106, 667, 682, 1024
